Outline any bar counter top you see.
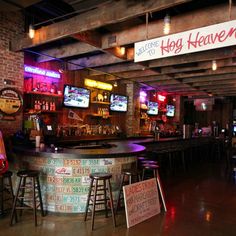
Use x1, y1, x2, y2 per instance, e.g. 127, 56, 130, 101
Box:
13, 140, 146, 159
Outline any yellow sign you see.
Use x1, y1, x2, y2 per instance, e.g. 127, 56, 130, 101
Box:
85, 78, 113, 91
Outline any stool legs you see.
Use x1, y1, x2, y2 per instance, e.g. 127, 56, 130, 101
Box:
84, 176, 116, 230
84, 178, 93, 222
115, 174, 125, 214
107, 179, 116, 228
91, 179, 98, 230
0, 173, 15, 216
10, 175, 44, 226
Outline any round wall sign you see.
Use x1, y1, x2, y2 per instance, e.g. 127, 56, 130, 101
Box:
0, 87, 23, 115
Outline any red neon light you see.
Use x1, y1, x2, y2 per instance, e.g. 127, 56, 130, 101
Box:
158, 94, 166, 101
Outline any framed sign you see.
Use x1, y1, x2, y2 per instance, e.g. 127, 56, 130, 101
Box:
0, 87, 23, 116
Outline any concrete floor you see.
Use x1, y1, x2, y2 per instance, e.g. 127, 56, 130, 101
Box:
1, 159, 236, 236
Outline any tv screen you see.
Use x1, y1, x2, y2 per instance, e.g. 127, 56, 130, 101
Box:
166, 105, 175, 117
109, 94, 128, 112
63, 85, 90, 108
147, 101, 158, 115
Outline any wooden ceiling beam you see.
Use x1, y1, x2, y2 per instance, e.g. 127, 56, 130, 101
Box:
88, 62, 146, 75
67, 53, 126, 70
149, 47, 236, 68
11, 0, 191, 51
37, 41, 98, 62
181, 72, 236, 83
102, 3, 236, 49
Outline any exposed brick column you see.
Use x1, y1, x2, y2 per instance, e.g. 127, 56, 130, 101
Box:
0, 12, 24, 137
125, 81, 141, 137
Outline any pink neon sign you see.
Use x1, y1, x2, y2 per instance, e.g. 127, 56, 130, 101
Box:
24, 65, 60, 79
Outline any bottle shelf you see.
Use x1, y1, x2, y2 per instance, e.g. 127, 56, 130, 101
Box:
25, 91, 63, 97
89, 113, 113, 118
91, 101, 110, 105
24, 110, 61, 115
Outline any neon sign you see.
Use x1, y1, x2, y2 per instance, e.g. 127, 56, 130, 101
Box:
84, 78, 113, 91
24, 65, 60, 79
158, 94, 166, 102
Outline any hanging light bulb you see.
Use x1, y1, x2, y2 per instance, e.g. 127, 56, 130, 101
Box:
29, 24, 35, 39
163, 14, 171, 35
113, 81, 118, 87
120, 46, 126, 55
212, 60, 217, 71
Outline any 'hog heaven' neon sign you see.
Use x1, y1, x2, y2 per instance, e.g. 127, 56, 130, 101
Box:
135, 20, 236, 62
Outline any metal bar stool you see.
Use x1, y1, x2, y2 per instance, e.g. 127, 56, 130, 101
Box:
84, 173, 116, 230
10, 170, 44, 226
115, 169, 141, 213
0, 171, 14, 216
142, 164, 167, 212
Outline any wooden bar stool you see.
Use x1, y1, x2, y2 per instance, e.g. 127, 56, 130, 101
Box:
10, 170, 44, 226
142, 164, 167, 212
84, 173, 116, 230
0, 170, 14, 216
115, 169, 141, 213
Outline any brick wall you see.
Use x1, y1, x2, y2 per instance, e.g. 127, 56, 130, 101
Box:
0, 12, 24, 137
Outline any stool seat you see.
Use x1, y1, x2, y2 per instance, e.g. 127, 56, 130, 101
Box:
17, 170, 40, 178
142, 164, 159, 169
1, 170, 13, 178
10, 169, 44, 226
89, 173, 112, 180
141, 160, 158, 165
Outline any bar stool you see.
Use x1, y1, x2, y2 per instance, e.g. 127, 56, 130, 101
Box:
142, 164, 167, 212
0, 171, 14, 216
84, 173, 116, 230
115, 169, 142, 213
10, 170, 44, 226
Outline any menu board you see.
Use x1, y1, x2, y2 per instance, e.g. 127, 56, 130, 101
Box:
123, 178, 160, 228
0, 88, 22, 115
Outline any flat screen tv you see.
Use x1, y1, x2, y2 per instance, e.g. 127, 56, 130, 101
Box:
109, 94, 128, 112
63, 85, 90, 108
147, 101, 158, 115
166, 105, 175, 117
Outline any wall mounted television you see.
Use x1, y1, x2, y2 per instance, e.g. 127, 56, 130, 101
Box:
147, 101, 158, 115
109, 94, 128, 112
63, 85, 90, 108
166, 105, 175, 117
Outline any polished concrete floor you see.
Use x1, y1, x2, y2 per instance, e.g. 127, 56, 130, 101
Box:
1, 158, 236, 236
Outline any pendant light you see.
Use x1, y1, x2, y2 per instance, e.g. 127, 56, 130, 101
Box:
163, 14, 171, 35
212, 60, 217, 71
29, 24, 35, 39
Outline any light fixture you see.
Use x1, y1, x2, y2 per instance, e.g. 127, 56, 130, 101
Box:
113, 81, 118, 87
163, 14, 171, 35
120, 46, 126, 55
29, 24, 35, 39
212, 60, 217, 71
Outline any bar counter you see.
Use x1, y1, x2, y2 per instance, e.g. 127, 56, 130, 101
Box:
11, 136, 215, 214
12, 140, 146, 213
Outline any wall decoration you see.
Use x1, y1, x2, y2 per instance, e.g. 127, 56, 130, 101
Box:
0, 87, 23, 120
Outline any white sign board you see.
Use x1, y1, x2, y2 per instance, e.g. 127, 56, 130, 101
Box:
135, 20, 236, 62
123, 178, 160, 228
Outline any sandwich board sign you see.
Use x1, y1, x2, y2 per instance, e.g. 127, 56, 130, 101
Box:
123, 178, 160, 228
